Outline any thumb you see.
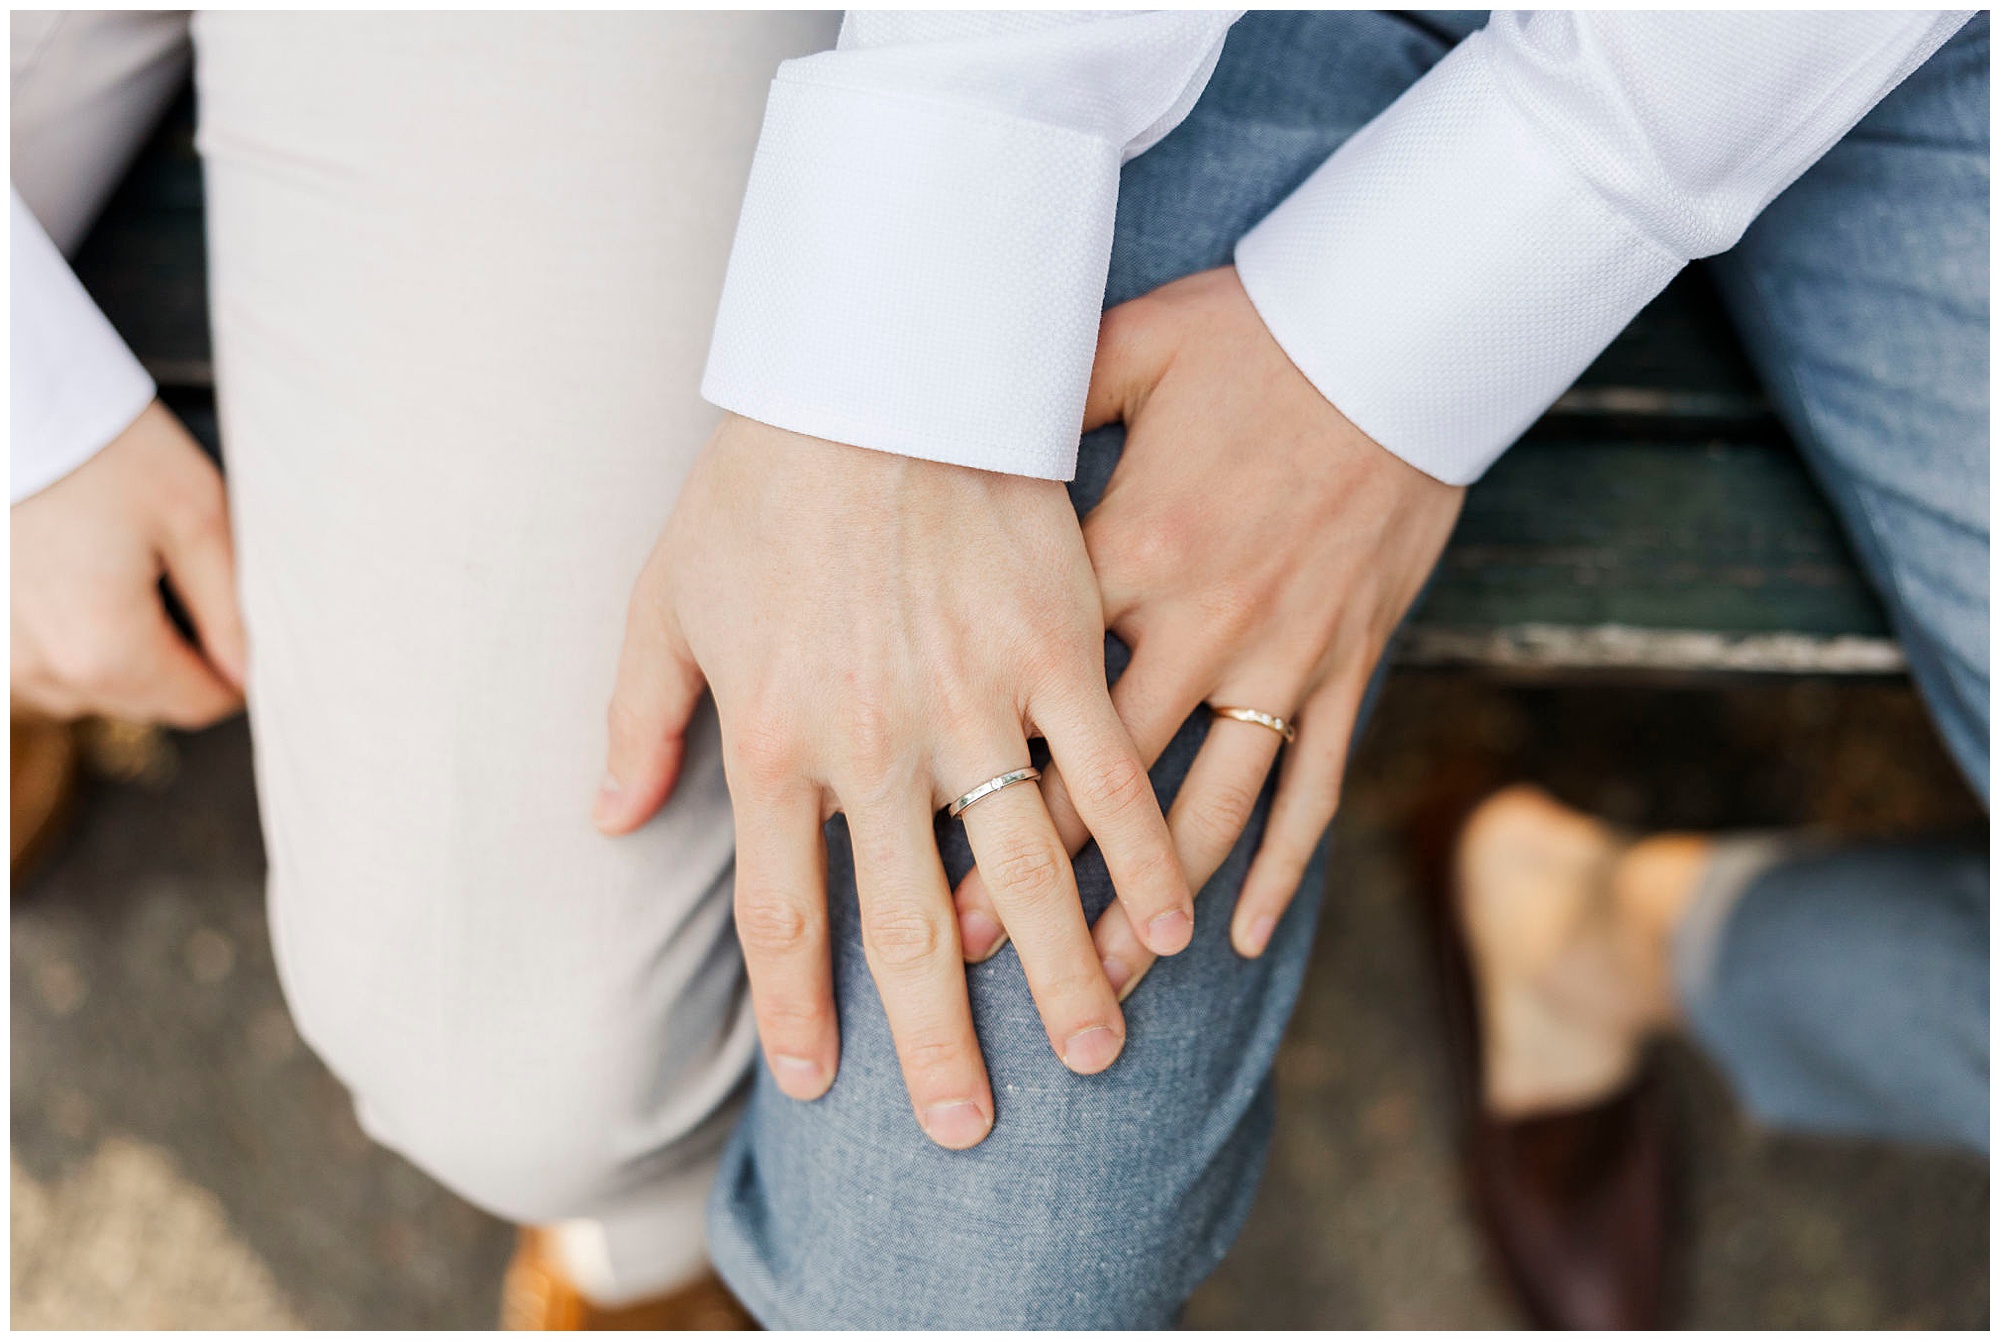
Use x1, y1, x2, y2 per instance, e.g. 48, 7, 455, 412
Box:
1082, 299, 1176, 433
595, 589, 707, 835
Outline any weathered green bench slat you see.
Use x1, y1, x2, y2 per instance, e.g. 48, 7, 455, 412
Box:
1410, 436, 1898, 674
68, 91, 1900, 676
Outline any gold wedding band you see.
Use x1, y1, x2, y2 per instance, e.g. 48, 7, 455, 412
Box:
947, 767, 1042, 819
1209, 704, 1297, 744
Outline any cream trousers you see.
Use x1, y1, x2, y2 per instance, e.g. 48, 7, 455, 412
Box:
15, 10, 841, 1302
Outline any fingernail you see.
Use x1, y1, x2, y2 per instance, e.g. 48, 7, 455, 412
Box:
1147, 908, 1193, 955
769, 1054, 825, 1098
1100, 955, 1132, 998
1062, 1024, 1124, 1074
921, 1100, 991, 1148
591, 773, 623, 827
958, 908, 1004, 962
1242, 914, 1277, 958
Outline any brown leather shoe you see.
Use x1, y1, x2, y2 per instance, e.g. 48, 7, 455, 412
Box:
499, 1228, 759, 1330
1410, 767, 1673, 1329
1466, 1079, 1670, 1328
11, 709, 80, 886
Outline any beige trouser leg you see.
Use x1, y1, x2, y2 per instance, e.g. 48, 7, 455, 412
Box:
188, 12, 837, 1302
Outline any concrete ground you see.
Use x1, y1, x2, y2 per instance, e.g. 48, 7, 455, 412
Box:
11, 675, 1989, 1328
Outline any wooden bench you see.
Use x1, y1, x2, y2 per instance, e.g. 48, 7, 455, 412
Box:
73, 93, 1899, 681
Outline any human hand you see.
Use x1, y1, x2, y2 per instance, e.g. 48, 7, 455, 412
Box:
952, 267, 1464, 995
11, 399, 247, 728
595, 414, 1190, 1148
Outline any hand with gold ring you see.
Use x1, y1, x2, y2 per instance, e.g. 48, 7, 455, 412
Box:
950, 266, 1464, 997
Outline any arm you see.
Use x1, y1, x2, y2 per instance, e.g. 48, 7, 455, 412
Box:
604, 11, 1242, 1144
701, 10, 1241, 479
956, 12, 1971, 990
1235, 9, 1970, 485
13, 7, 194, 497
11, 187, 157, 502
11, 12, 243, 725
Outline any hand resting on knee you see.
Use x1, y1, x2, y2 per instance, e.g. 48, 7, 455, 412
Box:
595, 413, 1193, 1149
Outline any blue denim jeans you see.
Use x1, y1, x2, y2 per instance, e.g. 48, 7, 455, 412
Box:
1686, 14, 1990, 1153
708, 12, 1990, 1325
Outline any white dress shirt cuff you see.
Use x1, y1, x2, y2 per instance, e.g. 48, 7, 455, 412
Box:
702, 74, 1121, 481
12, 189, 156, 503
1234, 38, 1684, 487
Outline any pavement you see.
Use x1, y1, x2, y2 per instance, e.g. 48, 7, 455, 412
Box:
11, 675, 1989, 1328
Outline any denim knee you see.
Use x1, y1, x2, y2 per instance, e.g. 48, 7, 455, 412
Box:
707, 816, 1326, 1327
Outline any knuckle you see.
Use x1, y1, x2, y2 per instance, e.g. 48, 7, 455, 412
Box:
897, 1030, 970, 1081
53, 625, 130, 696
735, 894, 813, 959
1197, 575, 1260, 638
170, 476, 228, 541
1119, 520, 1189, 584
835, 695, 902, 787
727, 717, 803, 790
863, 904, 947, 970
1261, 825, 1320, 876
984, 833, 1067, 905
755, 994, 829, 1041
1186, 778, 1262, 852
1078, 751, 1152, 822
603, 692, 651, 747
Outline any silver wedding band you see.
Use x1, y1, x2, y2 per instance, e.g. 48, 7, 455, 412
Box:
947, 767, 1042, 819
1209, 704, 1297, 744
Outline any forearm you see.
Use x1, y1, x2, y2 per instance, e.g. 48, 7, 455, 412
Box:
11, 188, 156, 503
1234, 10, 1970, 485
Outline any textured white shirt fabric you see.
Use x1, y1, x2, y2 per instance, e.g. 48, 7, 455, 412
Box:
12, 186, 155, 501
701, 10, 1240, 480
705, 8, 1966, 484
13, 10, 1971, 501
1235, 9, 1970, 484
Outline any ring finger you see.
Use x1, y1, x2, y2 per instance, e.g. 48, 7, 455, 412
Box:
1093, 682, 1296, 999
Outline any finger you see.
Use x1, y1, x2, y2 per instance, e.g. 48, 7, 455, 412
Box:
1082, 299, 1176, 433
119, 600, 244, 730
953, 641, 1204, 963
957, 771, 1125, 1074
1038, 687, 1192, 958
731, 785, 837, 1101
849, 797, 994, 1150
1233, 680, 1366, 958
1092, 705, 1285, 1001
158, 504, 248, 691
597, 582, 707, 835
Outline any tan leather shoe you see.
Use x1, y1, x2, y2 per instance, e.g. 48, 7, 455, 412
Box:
499, 1228, 759, 1330
11, 710, 80, 886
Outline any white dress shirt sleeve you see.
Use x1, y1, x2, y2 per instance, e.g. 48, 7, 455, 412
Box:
11, 186, 156, 502
1235, 10, 1971, 486
702, 10, 1240, 481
